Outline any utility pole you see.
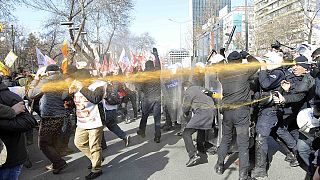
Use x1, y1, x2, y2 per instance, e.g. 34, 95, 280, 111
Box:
11, 25, 15, 70
245, 0, 249, 51
11, 25, 14, 53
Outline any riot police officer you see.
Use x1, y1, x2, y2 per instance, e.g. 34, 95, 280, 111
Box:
215, 51, 260, 180
252, 51, 299, 178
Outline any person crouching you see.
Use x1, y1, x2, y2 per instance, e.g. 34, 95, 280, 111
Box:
181, 81, 215, 167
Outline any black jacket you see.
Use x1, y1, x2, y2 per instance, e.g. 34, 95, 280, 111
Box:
0, 83, 37, 168
138, 57, 161, 101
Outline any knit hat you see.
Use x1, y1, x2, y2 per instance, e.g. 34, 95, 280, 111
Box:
227, 51, 241, 61
294, 55, 309, 69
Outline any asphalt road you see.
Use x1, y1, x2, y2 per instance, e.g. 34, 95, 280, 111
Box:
20, 115, 307, 180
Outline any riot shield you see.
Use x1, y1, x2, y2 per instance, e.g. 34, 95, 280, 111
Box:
161, 65, 181, 125
204, 71, 223, 148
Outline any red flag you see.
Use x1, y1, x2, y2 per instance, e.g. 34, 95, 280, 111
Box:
101, 55, 109, 73
109, 53, 113, 71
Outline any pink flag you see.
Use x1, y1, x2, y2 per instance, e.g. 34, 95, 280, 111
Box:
109, 53, 113, 71
45, 55, 57, 65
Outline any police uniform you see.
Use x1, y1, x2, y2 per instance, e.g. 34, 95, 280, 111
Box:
215, 52, 259, 180
253, 67, 299, 178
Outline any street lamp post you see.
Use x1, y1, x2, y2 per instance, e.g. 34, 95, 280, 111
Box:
245, 0, 249, 51
168, 19, 190, 52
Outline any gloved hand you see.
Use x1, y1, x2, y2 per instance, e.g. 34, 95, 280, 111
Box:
202, 90, 213, 97
184, 111, 190, 118
240, 51, 250, 59
310, 64, 320, 78
272, 91, 285, 104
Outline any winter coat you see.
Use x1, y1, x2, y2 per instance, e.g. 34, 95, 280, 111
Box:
137, 57, 161, 101
0, 82, 37, 168
0, 104, 15, 119
28, 73, 67, 118
182, 85, 215, 130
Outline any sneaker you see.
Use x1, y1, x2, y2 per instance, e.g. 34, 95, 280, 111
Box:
175, 131, 183, 136
52, 163, 67, 174
124, 136, 131, 147
45, 164, 53, 170
186, 154, 201, 167
85, 171, 103, 180
154, 137, 160, 143
214, 162, 224, 174
125, 118, 132, 124
137, 129, 146, 138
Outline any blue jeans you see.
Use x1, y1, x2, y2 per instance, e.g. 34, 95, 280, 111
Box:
0, 165, 23, 180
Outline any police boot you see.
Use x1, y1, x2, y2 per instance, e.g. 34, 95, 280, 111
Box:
251, 135, 268, 178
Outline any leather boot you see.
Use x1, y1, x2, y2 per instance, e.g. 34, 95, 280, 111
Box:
251, 135, 268, 178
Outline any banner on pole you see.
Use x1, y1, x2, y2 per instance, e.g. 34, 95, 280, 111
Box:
4, 51, 18, 68
61, 40, 68, 74
36, 48, 47, 67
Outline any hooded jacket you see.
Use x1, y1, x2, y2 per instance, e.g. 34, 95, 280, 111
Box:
0, 82, 37, 168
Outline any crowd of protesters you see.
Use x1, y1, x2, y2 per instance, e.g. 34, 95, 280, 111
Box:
1, 44, 320, 180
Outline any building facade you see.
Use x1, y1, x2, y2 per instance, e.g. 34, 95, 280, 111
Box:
166, 49, 190, 65
254, 0, 319, 54
191, 0, 231, 62
222, 6, 254, 53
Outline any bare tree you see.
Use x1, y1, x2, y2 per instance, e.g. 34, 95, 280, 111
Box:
298, 0, 320, 44
22, 0, 134, 65
0, 0, 21, 21
254, 12, 303, 54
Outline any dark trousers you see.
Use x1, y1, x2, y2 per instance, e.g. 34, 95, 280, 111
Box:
53, 117, 72, 153
104, 109, 127, 139
101, 109, 127, 149
257, 107, 297, 154
217, 107, 250, 172
139, 99, 161, 138
118, 92, 138, 120
182, 128, 205, 158
38, 118, 66, 169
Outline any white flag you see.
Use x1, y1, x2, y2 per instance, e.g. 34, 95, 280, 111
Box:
36, 48, 47, 67
4, 51, 18, 68
118, 48, 125, 63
